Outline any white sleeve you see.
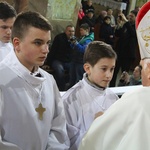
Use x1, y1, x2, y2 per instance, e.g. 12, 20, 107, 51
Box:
63, 94, 83, 150
0, 89, 22, 150
46, 83, 70, 150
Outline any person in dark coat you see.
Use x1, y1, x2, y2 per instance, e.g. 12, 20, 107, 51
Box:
110, 10, 139, 87
82, 0, 95, 15
81, 9, 96, 32
100, 16, 114, 47
96, 10, 107, 25
45, 25, 75, 91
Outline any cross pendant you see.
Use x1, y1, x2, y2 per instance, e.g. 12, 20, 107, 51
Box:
35, 103, 46, 120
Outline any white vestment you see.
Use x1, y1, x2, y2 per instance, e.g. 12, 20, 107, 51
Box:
63, 74, 118, 150
0, 51, 69, 150
79, 86, 150, 150
0, 41, 13, 61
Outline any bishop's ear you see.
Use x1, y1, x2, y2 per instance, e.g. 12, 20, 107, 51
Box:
147, 62, 150, 80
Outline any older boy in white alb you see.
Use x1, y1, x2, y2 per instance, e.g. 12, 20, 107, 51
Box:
0, 11, 69, 150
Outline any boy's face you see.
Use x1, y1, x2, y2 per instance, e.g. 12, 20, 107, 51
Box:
80, 28, 89, 36
105, 18, 111, 24
0, 17, 15, 43
84, 58, 115, 88
107, 9, 113, 15
13, 27, 51, 72
87, 12, 93, 19
87, 1, 92, 6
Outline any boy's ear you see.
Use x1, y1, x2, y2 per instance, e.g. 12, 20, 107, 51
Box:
83, 63, 91, 74
12, 37, 20, 52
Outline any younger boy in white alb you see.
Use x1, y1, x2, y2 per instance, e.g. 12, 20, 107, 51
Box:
63, 41, 118, 150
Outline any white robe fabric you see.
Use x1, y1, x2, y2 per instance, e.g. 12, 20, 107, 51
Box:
0, 51, 69, 150
79, 86, 150, 150
63, 74, 118, 150
0, 41, 13, 61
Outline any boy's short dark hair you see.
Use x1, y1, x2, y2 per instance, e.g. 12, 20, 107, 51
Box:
87, 9, 94, 14
104, 16, 111, 21
11, 11, 53, 40
66, 24, 74, 29
130, 10, 138, 17
0, 1, 16, 20
83, 41, 117, 66
80, 23, 90, 30
107, 8, 112, 11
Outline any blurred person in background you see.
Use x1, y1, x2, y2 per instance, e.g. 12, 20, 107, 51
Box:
45, 25, 75, 91
110, 10, 139, 87
118, 65, 142, 86
68, 23, 94, 88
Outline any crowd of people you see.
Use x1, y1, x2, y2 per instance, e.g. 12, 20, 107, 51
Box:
43, 0, 141, 91
0, 0, 148, 150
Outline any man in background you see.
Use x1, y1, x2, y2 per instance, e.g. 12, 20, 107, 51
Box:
110, 10, 138, 87
45, 25, 75, 91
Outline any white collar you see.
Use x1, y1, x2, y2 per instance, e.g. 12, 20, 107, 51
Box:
0, 41, 12, 47
2, 50, 46, 86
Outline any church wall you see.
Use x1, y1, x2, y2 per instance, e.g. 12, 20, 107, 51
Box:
1, 0, 148, 40
1, 0, 81, 41
45, 0, 81, 41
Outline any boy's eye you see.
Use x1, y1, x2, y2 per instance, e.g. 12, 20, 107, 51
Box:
34, 41, 42, 46
47, 41, 51, 46
0, 26, 9, 30
101, 68, 107, 71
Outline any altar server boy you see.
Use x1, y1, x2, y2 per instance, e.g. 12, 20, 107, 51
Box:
0, 11, 69, 150
63, 41, 118, 150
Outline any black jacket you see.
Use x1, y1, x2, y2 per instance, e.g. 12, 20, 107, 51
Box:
46, 33, 73, 66
115, 22, 137, 59
100, 22, 114, 46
